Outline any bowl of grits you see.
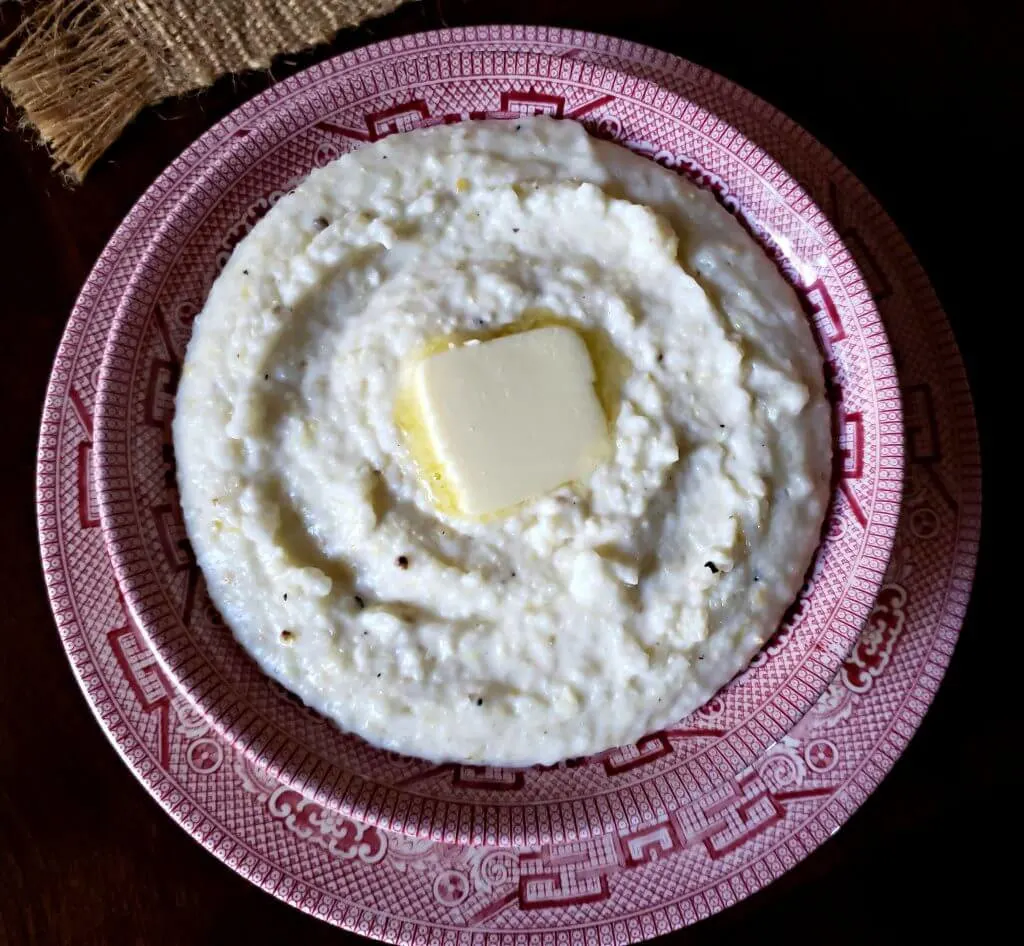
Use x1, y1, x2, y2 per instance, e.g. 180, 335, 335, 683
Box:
94, 46, 902, 845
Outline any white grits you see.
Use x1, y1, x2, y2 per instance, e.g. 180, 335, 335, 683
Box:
174, 117, 831, 766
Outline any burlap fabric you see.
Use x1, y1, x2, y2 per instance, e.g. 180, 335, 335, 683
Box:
1, 0, 409, 181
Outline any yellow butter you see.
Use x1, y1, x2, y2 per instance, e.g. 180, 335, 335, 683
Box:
410, 326, 611, 516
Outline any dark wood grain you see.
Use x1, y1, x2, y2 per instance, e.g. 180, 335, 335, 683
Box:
0, 1, 1011, 944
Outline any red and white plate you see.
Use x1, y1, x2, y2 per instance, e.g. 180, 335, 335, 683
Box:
38, 27, 979, 942
90, 28, 901, 847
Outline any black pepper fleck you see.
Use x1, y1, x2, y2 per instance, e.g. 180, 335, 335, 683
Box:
242, 269, 250, 275
280, 630, 295, 642
656, 351, 664, 363
396, 555, 409, 569
377, 672, 382, 678
314, 216, 330, 230
515, 124, 521, 131
719, 424, 725, 428
704, 561, 720, 574
264, 373, 270, 381
354, 595, 365, 609
476, 698, 484, 706
698, 654, 705, 660
512, 227, 520, 233
283, 593, 288, 600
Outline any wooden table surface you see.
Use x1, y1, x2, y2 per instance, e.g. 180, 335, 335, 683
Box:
0, 1, 1009, 943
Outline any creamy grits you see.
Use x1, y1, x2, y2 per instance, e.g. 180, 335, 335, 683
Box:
174, 117, 831, 766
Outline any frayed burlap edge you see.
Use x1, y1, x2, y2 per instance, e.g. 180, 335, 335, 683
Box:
0, 0, 409, 182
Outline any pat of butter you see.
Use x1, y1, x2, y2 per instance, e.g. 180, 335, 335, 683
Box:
413, 326, 611, 515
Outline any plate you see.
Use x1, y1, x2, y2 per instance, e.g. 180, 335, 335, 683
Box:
39, 27, 978, 941
89, 28, 903, 847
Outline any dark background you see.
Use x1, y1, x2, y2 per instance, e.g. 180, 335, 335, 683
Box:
0, 1, 1013, 943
